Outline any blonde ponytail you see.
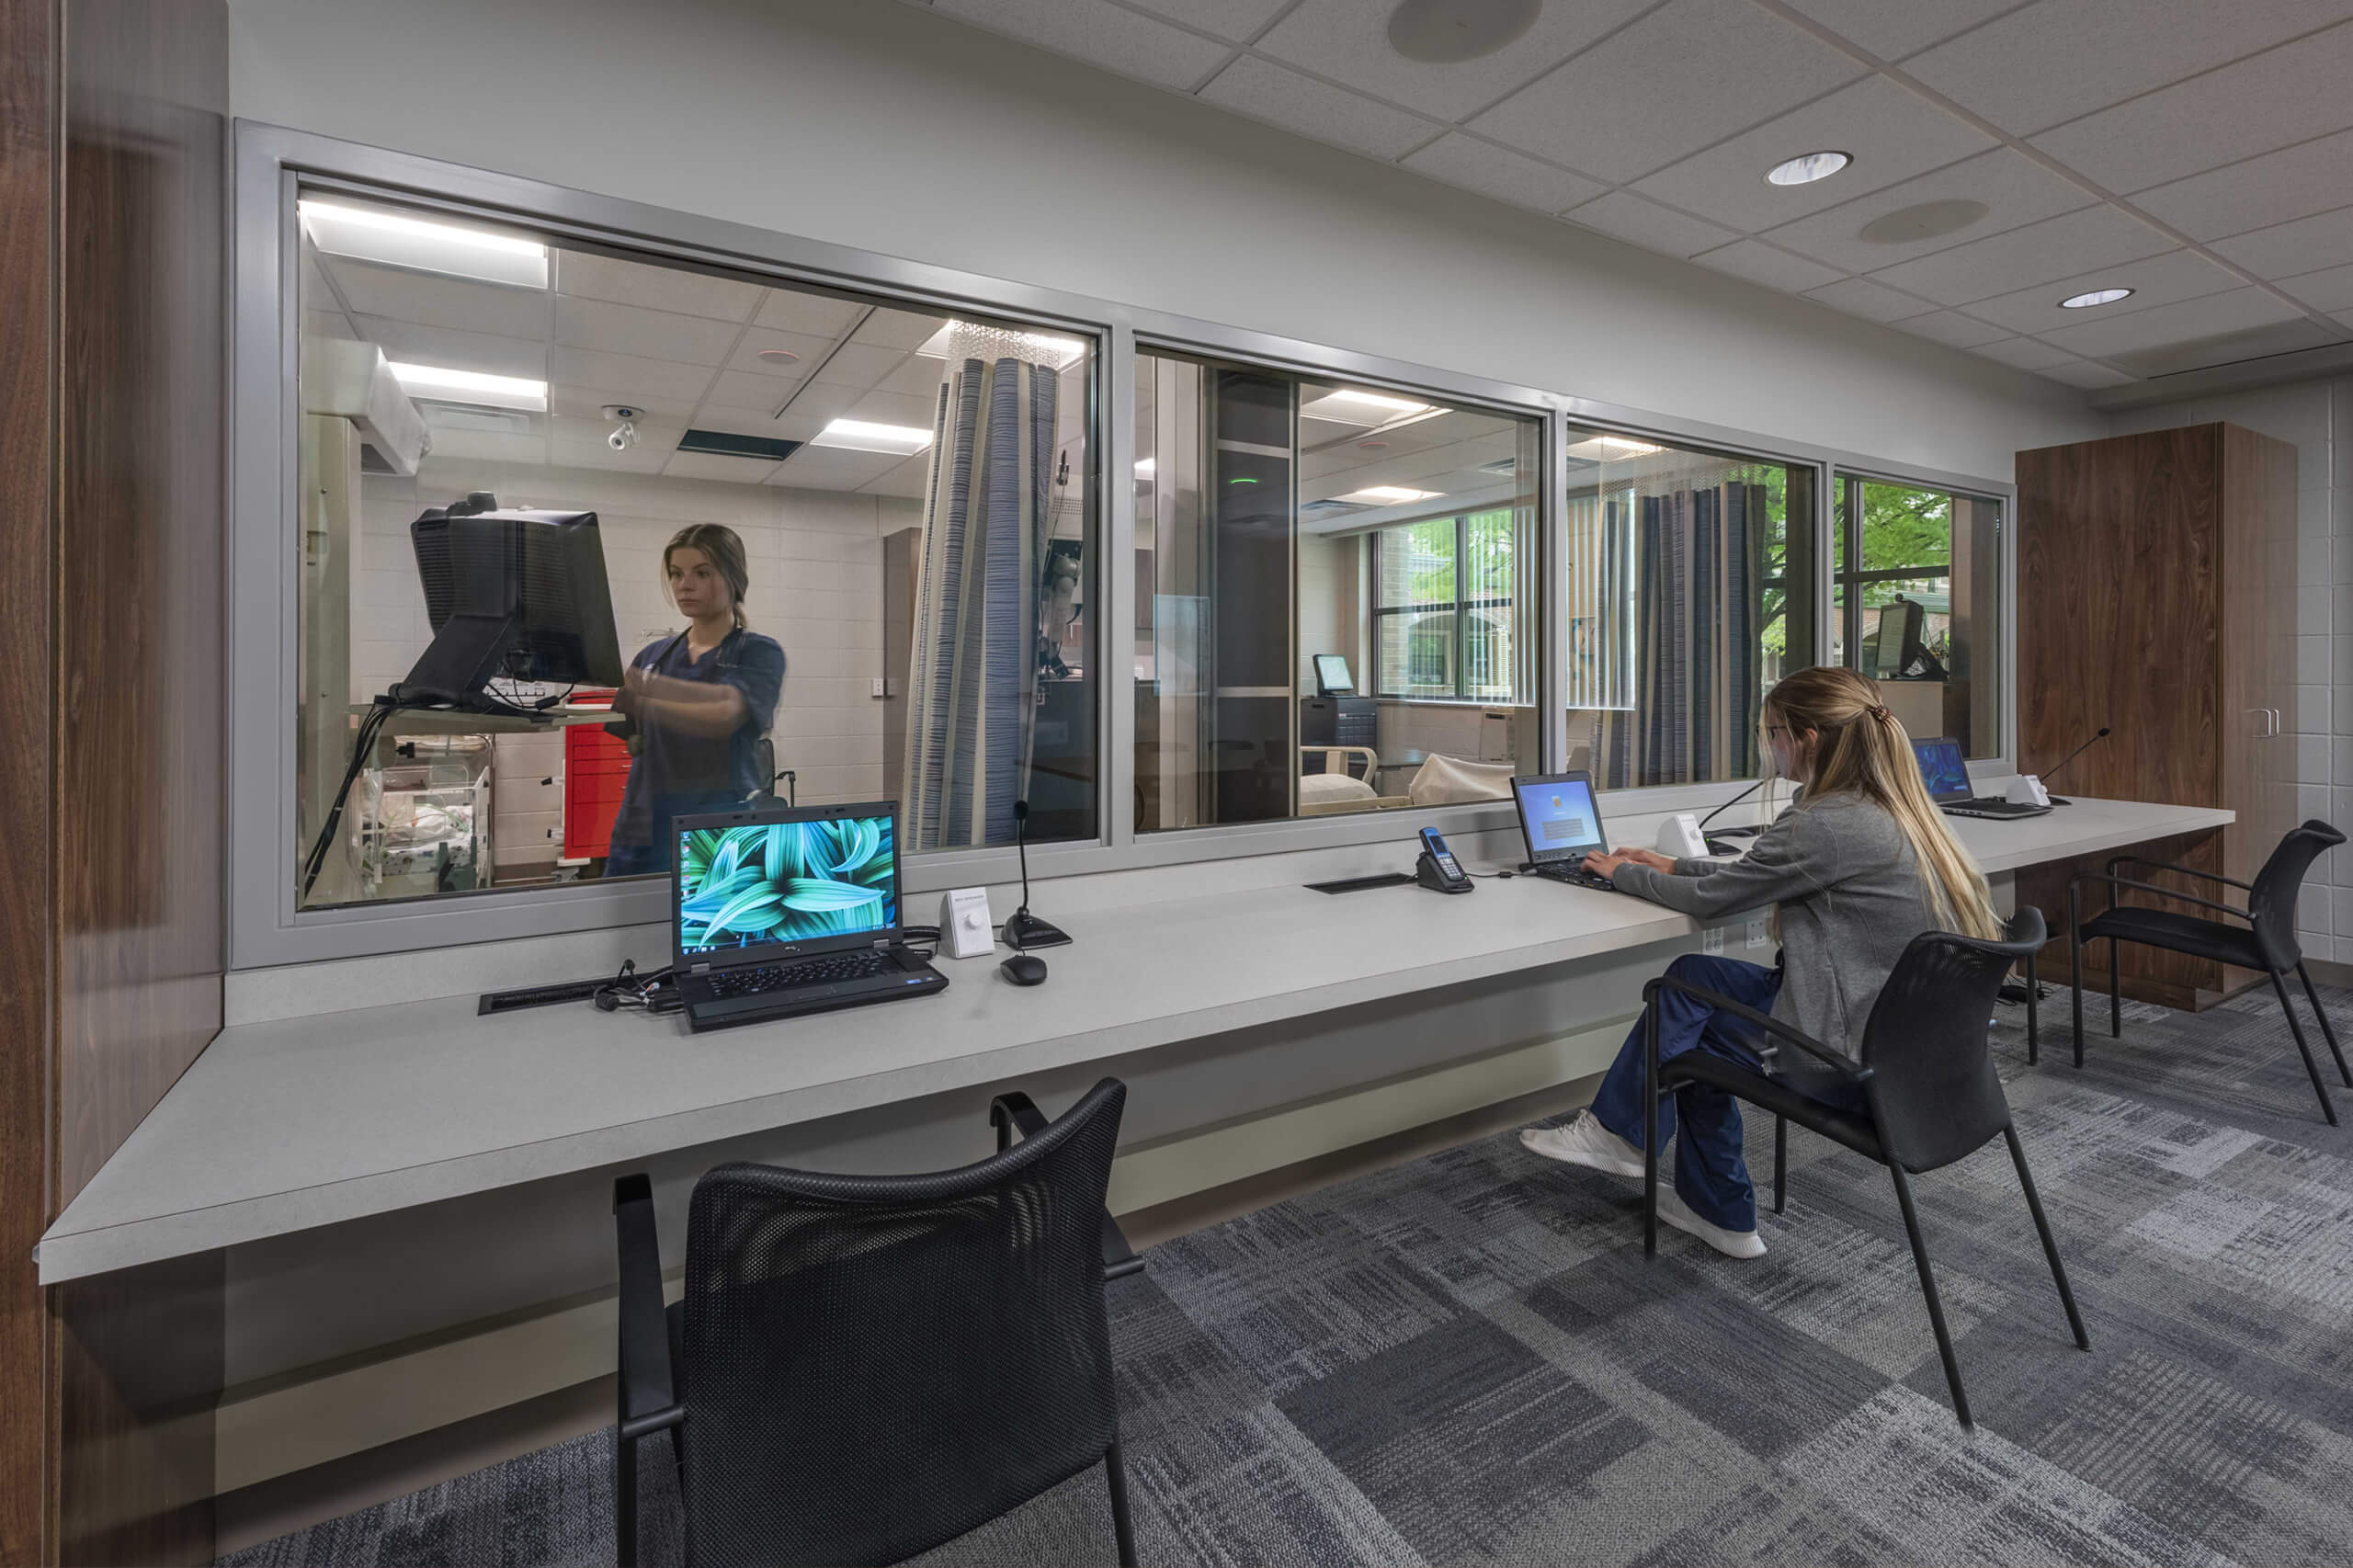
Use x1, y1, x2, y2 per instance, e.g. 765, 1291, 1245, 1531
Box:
1763, 666, 2002, 940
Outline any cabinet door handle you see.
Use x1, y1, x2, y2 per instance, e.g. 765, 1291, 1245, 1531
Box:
2248, 708, 2278, 738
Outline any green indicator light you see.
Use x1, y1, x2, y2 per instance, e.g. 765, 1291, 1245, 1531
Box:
1229, 476, 1259, 485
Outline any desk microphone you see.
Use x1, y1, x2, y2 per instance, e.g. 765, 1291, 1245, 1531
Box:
1001, 801, 1070, 951
2037, 726, 2109, 806
1696, 778, 1768, 855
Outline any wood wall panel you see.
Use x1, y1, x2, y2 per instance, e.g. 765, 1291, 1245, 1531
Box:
0, 2, 60, 1560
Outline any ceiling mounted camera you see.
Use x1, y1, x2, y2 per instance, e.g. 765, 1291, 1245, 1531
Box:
602, 404, 642, 451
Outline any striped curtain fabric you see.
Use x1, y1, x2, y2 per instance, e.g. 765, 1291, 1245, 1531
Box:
901, 354, 1057, 849
1598, 482, 1768, 788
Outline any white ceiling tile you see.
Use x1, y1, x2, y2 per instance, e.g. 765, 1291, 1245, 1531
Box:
304, 309, 356, 342
2280, 262, 2353, 313
1894, 310, 2012, 348
1801, 276, 1934, 322
1773, 0, 2018, 62
2037, 285, 2304, 358
326, 258, 555, 342
2208, 204, 2353, 278
1690, 239, 1845, 292
554, 295, 742, 367
1958, 248, 2245, 335
551, 250, 760, 323
935, 0, 1233, 89
770, 384, 868, 442
1906, 0, 2353, 136
1400, 132, 1604, 214
810, 343, 912, 389
550, 384, 697, 421
2130, 128, 2353, 241
1254, 0, 1650, 121
300, 246, 338, 306
350, 315, 548, 381
549, 415, 681, 473
767, 446, 902, 490
1631, 75, 1992, 235
1563, 191, 1742, 258
547, 347, 718, 403
1759, 147, 2095, 272
664, 451, 781, 484
879, 356, 953, 398
848, 390, 939, 427
1120, 0, 1288, 42
754, 290, 871, 337
421, 427, 547, 465
703, 369, 798, 415
723, 326, 834, 379
684, 407, 796, 441
854, 308, 952, 351
1969, 336, 2082, 372
1865, 203, 2173, 304
2028, 21, 2353, 192
1469, 0, 1864, 183
2336, 309, 2353, 332
860, 459, 934, 500
1196, 54, 1442, 161
2037, 358, 2137, 389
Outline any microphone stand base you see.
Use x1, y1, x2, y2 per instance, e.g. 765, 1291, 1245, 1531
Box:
1003, 910, 1071, 951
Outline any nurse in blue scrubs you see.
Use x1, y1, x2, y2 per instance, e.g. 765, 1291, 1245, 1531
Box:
601, 523, 787, 878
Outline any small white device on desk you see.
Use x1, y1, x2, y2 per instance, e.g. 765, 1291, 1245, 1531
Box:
1655, 812, 1709, 859
940, 887, 996, 959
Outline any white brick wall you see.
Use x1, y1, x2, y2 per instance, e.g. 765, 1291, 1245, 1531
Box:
356, 459, 920, 823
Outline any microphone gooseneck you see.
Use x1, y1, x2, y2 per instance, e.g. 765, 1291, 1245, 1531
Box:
2040, 726, 2110, 805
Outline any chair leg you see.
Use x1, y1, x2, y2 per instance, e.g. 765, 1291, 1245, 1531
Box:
1887, 1160, 1972, 1429
616, 1429, 639, 1568
2268, 969, 2340, 1126
2004, 1126, 2088, 1351
2068, 885, 2086, 1070
1643, 1003, 1661, 1257
2296, 961, 2353, 1088
1772, 1115, 1787, 1215
2108, 936, 2121, 1039
2025, 950, 2039, 1065
1104, 1439, 1138, 1568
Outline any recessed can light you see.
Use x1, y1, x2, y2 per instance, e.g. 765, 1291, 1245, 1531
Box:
1767, 151, 1851, 187
2060, 287, 2133, 309
1387, 0, 1541, 62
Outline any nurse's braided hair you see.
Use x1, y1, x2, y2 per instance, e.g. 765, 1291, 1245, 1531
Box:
665, 522, 751, 629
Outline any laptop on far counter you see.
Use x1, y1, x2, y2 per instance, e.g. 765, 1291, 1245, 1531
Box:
1913, 735, 2051, 820
672, 801, 946, 1033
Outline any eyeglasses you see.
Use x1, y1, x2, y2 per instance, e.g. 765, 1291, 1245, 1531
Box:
1764, 724, 1790, 737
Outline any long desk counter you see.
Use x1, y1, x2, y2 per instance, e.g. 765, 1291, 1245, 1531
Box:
39, 796, 2233, 1284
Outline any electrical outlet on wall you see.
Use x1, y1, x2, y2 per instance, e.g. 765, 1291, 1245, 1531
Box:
1703, 926, 1723, 956
1747, 918, 1769, 949
870, 677, 887, 699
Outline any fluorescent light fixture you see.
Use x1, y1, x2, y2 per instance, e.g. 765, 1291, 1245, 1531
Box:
299, 199, 548, 289
2060, 287, 2133, 309
915, 322, 1089, 371
809, 418, 933, 456
1300, 388, 1437, 426
1565, 435, 1663, 460
1323, 389, 1428, 414
387, 361, 547, 412
1338, 486, 1442, 505
1767, 151, 1851, 187
1134, 457, 1155, 479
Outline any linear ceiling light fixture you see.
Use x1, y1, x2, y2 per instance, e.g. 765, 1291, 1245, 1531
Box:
299, 199, 549, 289
808, 419, 933, 456
387, 362, 547, 412
915, 322, 1089, 370
2060, 287, 2134, 309
1565, 435, 1663, 460
1766, 151, 1851, 187
1338, 486, 1444, 505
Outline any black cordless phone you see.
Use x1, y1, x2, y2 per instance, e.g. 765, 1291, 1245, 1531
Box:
1416, 826, 1473, 893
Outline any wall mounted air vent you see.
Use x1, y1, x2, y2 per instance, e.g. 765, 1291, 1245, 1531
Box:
678, 429, 802, 461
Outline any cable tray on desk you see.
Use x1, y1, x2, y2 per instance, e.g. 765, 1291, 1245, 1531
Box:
478, 978, 607, 1015
1304, 871, 1416, 895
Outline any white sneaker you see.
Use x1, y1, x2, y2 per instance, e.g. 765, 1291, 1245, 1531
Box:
1654, 1187, 1767, 1259
1520, 1113, 1643, 1179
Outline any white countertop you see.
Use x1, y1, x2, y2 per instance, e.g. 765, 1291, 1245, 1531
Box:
37, 796, 2232, 1283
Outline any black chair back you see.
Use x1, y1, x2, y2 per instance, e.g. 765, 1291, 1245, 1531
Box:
1860, 908, 2047, 1173
676, 1078, 1126, 1568
2249, 820, 2345, 971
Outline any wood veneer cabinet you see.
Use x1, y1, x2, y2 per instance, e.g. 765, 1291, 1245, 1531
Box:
2014, 423, 2294, 1010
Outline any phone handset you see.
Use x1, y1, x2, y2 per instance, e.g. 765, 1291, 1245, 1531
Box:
1415, 826, 1473, 893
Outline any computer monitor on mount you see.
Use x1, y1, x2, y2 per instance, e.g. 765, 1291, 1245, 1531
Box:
1866, 594, 1946, 681
394, 492, 624, 711
1313, 653, 1355, 697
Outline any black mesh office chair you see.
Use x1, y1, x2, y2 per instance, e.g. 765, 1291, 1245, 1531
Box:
611, 1078, 1140, 1568
2067, 821, 2352, 1124
1641, 909, 2086, 1428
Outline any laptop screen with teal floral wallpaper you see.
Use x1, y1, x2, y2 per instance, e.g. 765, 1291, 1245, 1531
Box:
674, 806, 899, 959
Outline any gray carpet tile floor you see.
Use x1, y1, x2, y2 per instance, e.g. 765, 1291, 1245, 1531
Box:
222, 979, 2353, 1567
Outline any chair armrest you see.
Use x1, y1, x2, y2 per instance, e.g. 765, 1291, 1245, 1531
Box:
986, 1094, 1146, 1282
2105, 854, 2254, 893
612, 1175, 682, 1440
2070, 870, 2253, 924
1643, 974, 1870, 1083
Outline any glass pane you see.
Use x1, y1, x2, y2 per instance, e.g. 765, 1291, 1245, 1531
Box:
1835, 473, 2001, 758
1134, 353, 1540, 829
1564, 426, 1816, 787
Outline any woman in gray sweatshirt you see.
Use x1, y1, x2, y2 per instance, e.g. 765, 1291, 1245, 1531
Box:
1521, 665, 2002, 1259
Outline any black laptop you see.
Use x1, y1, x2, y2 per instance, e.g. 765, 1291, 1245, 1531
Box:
1509, 769, 1639, 893
1913, 735, 2050, 819
672, 801, 947, 1033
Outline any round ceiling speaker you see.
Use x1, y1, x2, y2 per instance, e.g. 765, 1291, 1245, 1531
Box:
1387, 0, 1541, 62
1358, 439, 1390, 451
756, 347, 801, 365
1859, 199, 1990, 245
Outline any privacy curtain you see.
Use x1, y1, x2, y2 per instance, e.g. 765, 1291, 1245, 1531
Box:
1597, 481, 1768, 788
901, 335, 1058, 850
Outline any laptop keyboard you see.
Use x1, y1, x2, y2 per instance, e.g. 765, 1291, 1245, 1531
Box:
1530, 859, 1626, 893
708, 949, 898, 998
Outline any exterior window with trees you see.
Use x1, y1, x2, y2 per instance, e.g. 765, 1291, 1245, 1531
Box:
1833, 474, 2003, 759
1563, 426, 1816, 788
1372, 510, 1517, 702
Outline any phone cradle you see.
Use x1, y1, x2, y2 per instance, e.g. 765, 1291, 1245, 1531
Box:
1416, 851, 1473, 893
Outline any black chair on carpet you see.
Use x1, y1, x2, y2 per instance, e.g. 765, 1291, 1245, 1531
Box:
2067, 820, 2351, 1124
611, 1077, 1140, 1568
1640, 908, 2087, 1429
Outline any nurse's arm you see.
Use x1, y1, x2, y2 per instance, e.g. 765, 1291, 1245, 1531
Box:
622, 668, 749, 737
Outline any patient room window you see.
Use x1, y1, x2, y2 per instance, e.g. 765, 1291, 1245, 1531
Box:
1563, 426, 1816, 788
1833, 474, 2002, 759
291, 190, 1097, 912
1132, 349, 1542, 831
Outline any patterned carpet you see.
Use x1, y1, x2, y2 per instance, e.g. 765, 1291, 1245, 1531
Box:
223, 982, 2353, 1567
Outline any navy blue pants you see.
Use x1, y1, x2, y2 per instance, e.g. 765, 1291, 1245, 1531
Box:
1587, 953, 1859, 1233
